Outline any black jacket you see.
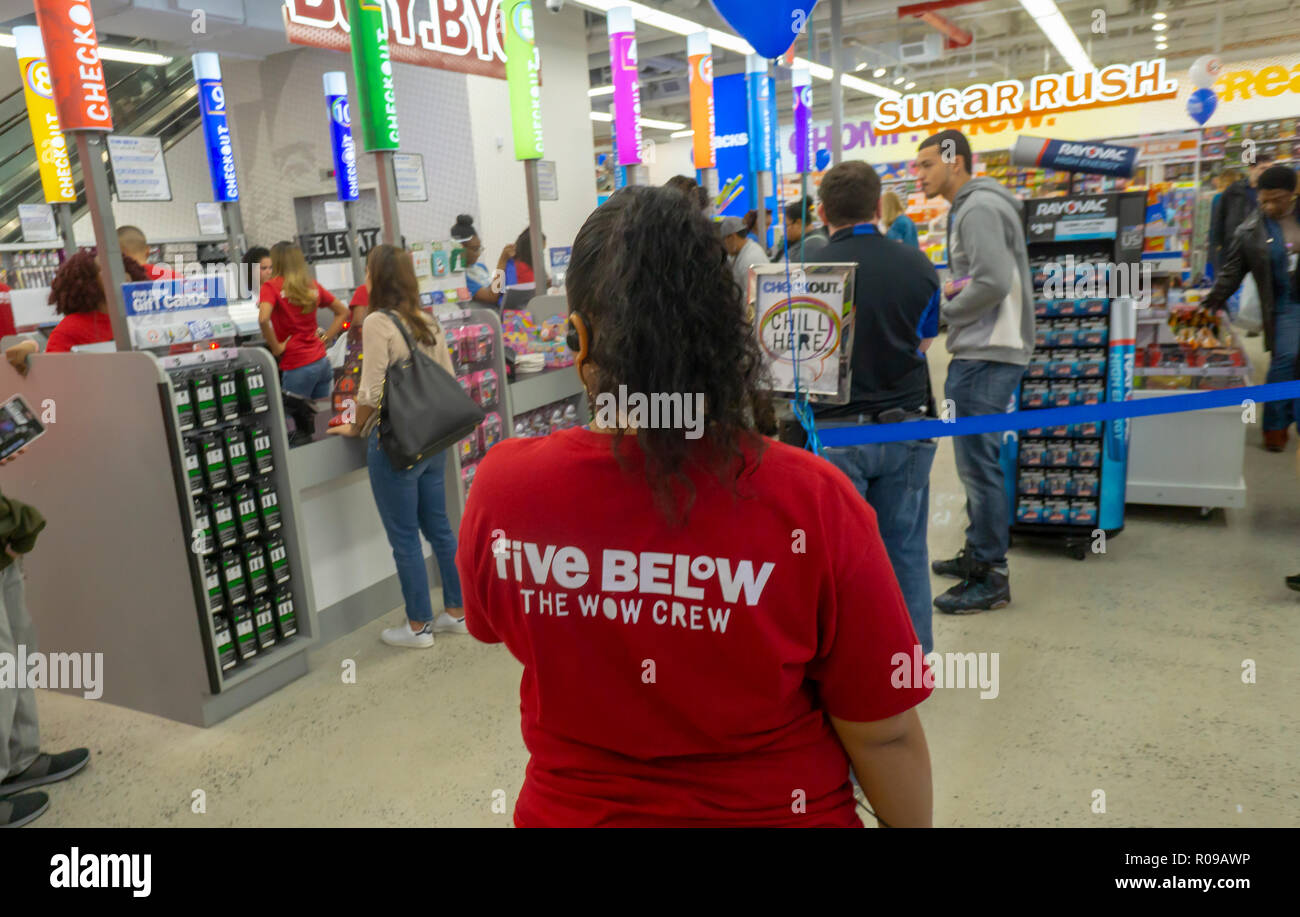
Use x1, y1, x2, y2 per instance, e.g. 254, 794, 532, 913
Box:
1203, 207, 1298, 353
1210, 180, 1256, 272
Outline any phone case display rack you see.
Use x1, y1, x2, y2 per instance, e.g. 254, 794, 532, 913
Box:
440, 308, 512, 510
1002, 192, 1143, 559
0, 245, 64, 290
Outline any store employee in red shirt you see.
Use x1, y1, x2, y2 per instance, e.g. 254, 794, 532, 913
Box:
117, 226, 175, 280
457, 186, 933, 828
259, 242, 348, 399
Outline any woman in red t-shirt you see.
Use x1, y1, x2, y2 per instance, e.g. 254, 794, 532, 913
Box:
457, 186, 934, 828
5, 252, 150, 371
258, 242, 348, 400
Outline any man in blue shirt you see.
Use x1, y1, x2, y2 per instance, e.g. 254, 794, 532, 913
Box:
810, 161, 942, 654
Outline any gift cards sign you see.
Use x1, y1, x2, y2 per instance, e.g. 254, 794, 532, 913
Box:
283, 0, 507, 80
33, 0, 113, 131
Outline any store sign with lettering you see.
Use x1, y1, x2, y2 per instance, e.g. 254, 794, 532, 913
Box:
282, 0, 507, 80
299, 228, 382, 261
874, 59, 1179, 134
32, 0, 113, 131
13, 28, 76, 203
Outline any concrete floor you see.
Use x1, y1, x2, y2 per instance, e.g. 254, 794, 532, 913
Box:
27, 337, 1300, 827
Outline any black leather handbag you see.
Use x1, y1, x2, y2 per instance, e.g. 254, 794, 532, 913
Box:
378, 312, 484, 470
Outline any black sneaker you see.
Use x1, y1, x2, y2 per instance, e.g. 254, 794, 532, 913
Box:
0, 749, 90, 796
0, 791, 49, 828
934, 566, 1011, 614
932, 547, 976, 579
1287, 573, 1300, 593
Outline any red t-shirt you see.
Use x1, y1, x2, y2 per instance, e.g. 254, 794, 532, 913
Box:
46, 311, 112, 353
350, 285, 369, 308
457, 428, 931, 827
259, 277, 338, 371
0, 283, 14, 339
516, 261, 535, 284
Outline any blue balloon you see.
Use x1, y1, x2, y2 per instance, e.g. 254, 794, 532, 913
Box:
815, 148, 831, 171
1187, 88, 1217, 126
710, 0, 821, 60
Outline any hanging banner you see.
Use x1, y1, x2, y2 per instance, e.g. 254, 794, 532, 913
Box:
503, 0, 544, 160
608, 7, 642, 167
1011, 136, 1140, 178
746, 55, 774, 173
345, 0, 400, 152
792, 67, 812, 174
687, 32, 716, 170
323, 71, 360, 201
12, 28, 76, 204
192, 54, 239, 203
282, 0, 507, 80
32, 0, 112, 132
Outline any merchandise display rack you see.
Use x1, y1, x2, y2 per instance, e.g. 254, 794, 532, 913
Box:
440, 307, 512, 513
1004, 191, 1145, 559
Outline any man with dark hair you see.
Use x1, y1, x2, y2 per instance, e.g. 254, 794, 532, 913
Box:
811, 160, 942, 654
915, 128, 1034, 614
1211, 153, 1275, 274
771, 196, 828, 262
1204, 163, 1300, 453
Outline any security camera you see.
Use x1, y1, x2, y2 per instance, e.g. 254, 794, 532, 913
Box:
546, 0, 565, 11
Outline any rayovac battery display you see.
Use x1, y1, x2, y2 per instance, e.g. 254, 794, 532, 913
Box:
223, 427, 252, 484
257, 479, 282, 532
212, 613, 237, 671
192, 497, 214, 555
238, 365, 270, 414
173, 372, 195, 432
230, 605, 259, 660
274, 589, 297, 639
184, 439, 205, 496
266, 534, 291, 586
221, 549, 248, 606
210, 491, 238, 550
252, 596, 277, 650
248, 424, 274, 475
204, 555, 225, 613
234, 485, 261, 541
215, 371, 241, 422
190, 373, 219, 427
202, 434, 230, 490
243, 540, 270, 596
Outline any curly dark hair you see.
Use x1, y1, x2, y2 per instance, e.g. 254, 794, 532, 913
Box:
49, 250, 150, 316
567, 185, 776, 524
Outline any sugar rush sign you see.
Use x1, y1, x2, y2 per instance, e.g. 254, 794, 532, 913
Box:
754, 270, 851, 398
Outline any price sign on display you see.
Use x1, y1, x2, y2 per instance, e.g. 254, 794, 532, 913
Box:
751, 264, 857, 403
17, 204, 58, 243
32, 0, 113, 131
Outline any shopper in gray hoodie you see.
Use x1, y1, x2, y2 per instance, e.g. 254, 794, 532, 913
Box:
915, 129, 1034, 614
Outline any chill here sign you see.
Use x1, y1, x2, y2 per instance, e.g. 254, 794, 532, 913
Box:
491, 535, 776, 635
874, 58, 1179, 134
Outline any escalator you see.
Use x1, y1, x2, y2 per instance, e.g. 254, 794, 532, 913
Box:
0, 38, 203, 243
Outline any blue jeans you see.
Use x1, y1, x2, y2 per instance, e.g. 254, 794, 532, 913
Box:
282, 356, 334, 400
944, 359, 1026, 569
1265, 298, 1300, 432
823, 432, 937, 656
366, 431, 463, 622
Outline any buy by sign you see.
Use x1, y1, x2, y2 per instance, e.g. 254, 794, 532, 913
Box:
33, 0, 113, 132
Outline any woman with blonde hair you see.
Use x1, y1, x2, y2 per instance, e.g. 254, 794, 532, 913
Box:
258, 241, 348, 400
882, 190, 919, 247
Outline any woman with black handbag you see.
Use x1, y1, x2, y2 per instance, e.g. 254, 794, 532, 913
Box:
329, 245, 479, 648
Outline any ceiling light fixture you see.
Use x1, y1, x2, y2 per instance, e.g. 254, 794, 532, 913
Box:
874, 67, 887, 77
589, 112, 614, 123
905, 81, 916, 90
1153, 12, 1167, 21
1017, 0, 1095, 73
588, 86, 615, 97
670, 129, 694, 139
0, 32, 174, 65
1153, 22, 1167, 32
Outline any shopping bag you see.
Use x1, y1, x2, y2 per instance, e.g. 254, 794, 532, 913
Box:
1236, 274, 1262, 333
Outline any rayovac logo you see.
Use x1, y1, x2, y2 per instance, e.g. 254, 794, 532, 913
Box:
1057, 143, 1128, 161
331, 97, 350, 127
1106, 348, 1133, 459
1034, 199, 1107, 217
512, 3, 534, 43
25, 60, 53, 99
716, 132, 749, 149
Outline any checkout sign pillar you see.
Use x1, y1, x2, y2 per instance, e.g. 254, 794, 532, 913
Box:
746, 55, 775, 250
608, 7, 644, 186
33, 0, 129, 350
503, 0, 547, 285
192, 54, 245, 263
687, 32, 717, 204
323, 72, 366, 285
345, 0, 401, 247
12, 27, 77, 256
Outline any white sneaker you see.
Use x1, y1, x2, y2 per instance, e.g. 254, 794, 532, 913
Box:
381, 621, 434, 648
432, 612, 468, 635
